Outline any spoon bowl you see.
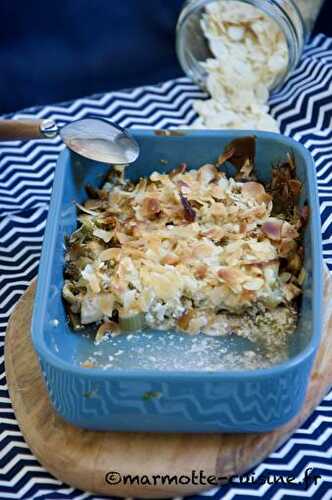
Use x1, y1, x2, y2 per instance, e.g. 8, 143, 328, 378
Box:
60, 118, 140, 164
0, 117, 140, 165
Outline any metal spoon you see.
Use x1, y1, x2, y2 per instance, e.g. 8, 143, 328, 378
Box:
0, 117, 139, 164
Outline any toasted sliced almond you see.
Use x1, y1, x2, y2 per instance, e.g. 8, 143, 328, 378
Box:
192, 242, 214, 258
211, 184, 226, 199
93, 228, 113, 243
218, 267, 246, 284
95, 321, 119, 343
198, 164, 217, 184
76, 202, 99, 216
261, 217, 283, 240
100, 248, 121, 261
243, 278, 264, 291
195, 264, 208, 279
161, 254, 180, 266
85, 199, 103, 210
142, 197, 161, 218
242, 182, 265, 200
281, 221, 299, 239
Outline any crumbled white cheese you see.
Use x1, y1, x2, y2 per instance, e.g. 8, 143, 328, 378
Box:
81, 296, 104, 324
145, 299, 186, 328
192, 1, 289, 132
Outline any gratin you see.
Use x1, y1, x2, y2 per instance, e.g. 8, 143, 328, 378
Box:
63, 137, 306, 360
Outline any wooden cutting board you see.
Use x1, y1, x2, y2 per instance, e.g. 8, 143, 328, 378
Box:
4, 270, 332, 499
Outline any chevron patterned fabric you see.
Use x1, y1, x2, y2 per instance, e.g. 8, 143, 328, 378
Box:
1, 33, 332, 500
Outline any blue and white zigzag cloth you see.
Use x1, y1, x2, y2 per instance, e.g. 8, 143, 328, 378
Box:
0, 33, 332, 500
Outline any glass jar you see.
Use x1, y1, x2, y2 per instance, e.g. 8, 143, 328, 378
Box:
176, 0, 325, 91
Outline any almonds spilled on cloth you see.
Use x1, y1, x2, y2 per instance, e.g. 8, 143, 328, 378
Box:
192, 1, 288, 132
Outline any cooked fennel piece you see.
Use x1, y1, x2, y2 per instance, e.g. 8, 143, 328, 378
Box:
63, 137, 305, 357
119, 312, 145, 332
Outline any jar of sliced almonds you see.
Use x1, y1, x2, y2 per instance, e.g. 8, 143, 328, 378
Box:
176, 0, 325, 131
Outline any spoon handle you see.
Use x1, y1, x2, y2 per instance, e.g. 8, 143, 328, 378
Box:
0, 119, 58, 141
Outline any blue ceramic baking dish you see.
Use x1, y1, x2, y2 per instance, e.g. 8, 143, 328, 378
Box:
31, 129, 323, 433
